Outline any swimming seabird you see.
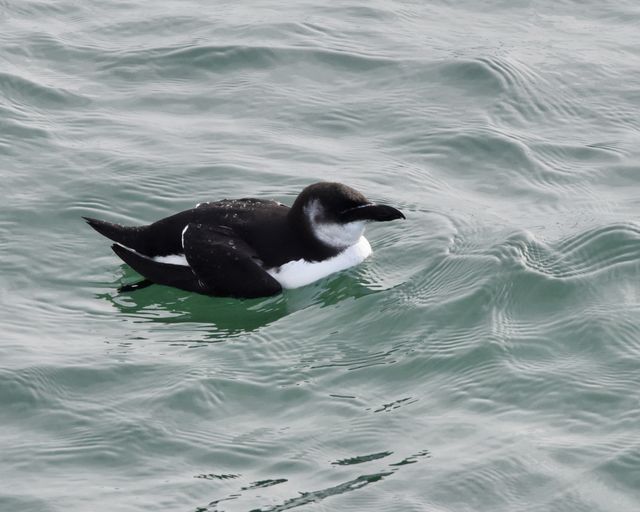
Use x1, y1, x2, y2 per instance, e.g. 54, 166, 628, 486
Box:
84, 182, 404, 298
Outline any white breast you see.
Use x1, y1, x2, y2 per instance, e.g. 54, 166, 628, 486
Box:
266, 236, 372, 289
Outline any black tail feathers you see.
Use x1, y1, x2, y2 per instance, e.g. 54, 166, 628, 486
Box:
83, 217, 144, 251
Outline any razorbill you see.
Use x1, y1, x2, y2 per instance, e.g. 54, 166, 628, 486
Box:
84, 182, 405, 298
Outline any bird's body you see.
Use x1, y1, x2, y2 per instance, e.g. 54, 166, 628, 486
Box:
85, 182, 404, 298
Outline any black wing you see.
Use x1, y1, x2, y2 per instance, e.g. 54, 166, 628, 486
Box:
182, 223, 282, 298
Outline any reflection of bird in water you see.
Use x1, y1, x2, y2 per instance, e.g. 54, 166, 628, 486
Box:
100, 260, 378, 339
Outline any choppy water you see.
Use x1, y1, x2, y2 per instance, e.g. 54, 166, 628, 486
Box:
2, 1, 640, 511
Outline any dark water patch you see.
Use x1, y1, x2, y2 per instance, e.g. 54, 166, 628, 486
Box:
335, 4, 400, 21
249, 471, 394, 512
100, 44, 279, 75
197, 472, 395, 512
0, 494, 57, 512
195, 473, 240, 481
0, 71, 90, 109
389, 449, 431, 467
0, 366, 66, 413
98, 44, 400, 83
597, 441, 640, 495
437, 58, 506, 95
308, 47, 398, 71
3, 0, 80, 17
195, 444, 431, 512
332, 451, 393, 466
241, 478, 288, 490
91, 15, 206, 40
372, 397, 418, 413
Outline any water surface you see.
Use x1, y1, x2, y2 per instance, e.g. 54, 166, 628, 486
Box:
2, 1, 640, 511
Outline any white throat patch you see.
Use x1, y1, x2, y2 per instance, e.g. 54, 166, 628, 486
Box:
304, 199, 366, 249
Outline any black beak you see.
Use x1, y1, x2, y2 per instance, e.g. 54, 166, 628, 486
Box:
340, 203, 405, 223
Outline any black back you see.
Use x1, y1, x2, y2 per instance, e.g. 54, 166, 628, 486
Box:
86, 197, 344, 267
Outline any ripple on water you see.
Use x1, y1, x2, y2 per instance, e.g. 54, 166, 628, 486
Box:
98, 43, 400, 83
0, 71, 90, 110
503, 222, 640, 279
436, 58, 507, 96
193, 447, 431, 512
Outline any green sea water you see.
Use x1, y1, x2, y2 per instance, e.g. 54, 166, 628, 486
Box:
2, 1, 640, 511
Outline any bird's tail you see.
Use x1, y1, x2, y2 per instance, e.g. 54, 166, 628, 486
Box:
83, 217, 145, 251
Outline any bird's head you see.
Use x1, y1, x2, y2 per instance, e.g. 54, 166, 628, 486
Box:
290, 182, 405, 250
